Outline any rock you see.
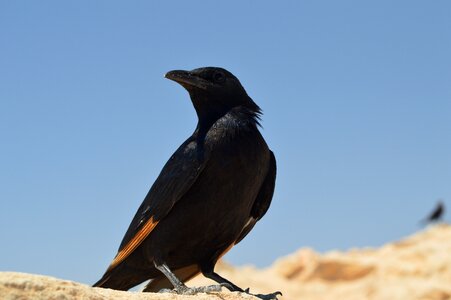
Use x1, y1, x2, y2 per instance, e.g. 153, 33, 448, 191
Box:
0, 272, 258, 300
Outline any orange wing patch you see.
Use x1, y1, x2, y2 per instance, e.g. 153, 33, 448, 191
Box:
107, 217, 159, 271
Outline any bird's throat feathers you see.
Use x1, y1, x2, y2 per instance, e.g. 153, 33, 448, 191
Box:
194, 101, 262, 135
190, 90, 262, 130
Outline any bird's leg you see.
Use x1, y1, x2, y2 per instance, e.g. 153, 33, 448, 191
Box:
202, 270, 244, 292
153, 261, 228, 295
202, 269, 282, 300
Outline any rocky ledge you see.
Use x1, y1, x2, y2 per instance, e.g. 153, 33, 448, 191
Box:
0, 272, 258, 300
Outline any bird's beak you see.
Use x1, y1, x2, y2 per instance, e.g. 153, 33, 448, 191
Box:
165, 70, 209, 90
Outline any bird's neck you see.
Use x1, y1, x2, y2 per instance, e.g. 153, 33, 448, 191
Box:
195, 105, 261, 139
195, 109, 226, 137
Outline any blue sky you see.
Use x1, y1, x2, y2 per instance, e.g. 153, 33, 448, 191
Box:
1, 1, 450, 286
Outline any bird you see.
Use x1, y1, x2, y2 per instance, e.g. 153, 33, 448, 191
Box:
93, 67, 280, 299
420, 200, 445, 225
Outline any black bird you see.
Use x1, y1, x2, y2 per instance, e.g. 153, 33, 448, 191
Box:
94, 67, 280, 299
420, 200, 445, 225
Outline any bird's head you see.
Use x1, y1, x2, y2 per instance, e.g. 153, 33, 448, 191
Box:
165, 67, 260, 125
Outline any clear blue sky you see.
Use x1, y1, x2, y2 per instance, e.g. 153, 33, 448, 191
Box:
1, 1, 450, 286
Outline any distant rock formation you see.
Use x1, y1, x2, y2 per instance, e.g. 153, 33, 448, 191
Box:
190, 224, 451, 300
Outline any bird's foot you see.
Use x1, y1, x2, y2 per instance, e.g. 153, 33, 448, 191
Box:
159, 283, 231, 295
243, 288, 282, 300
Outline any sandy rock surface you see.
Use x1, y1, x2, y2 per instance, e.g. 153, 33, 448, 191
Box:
2, 225, 450, 300
0, 272, 257, 300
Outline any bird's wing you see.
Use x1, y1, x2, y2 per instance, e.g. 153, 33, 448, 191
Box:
106, 137, 209, 271
235, 150, 276, 245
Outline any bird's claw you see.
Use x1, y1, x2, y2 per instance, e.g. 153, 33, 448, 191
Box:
246, 290, 283, 300
160, 283, 226, 295
190, 284, 224, 293
219, 283, 235, 290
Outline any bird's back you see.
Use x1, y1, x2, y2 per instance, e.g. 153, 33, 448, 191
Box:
140, 108, 271, 267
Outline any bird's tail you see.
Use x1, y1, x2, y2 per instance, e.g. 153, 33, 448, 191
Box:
93, 266, 153, 291
93, 273, 115, 289
93, 272, 136, 291
94, 264, 201, 292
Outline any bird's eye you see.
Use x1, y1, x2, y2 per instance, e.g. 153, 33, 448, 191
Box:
213, 72, 225, 83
